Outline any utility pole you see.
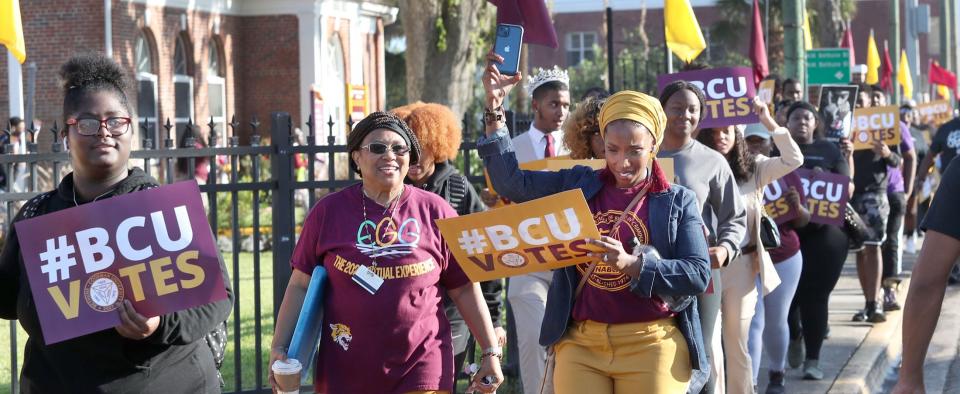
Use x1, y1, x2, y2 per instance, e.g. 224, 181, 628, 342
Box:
891, 0, 900, 104
942, 0, 953, 69
783, 0, 804, 85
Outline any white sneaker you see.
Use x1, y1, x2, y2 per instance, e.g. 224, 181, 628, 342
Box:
905, 236, 917, 254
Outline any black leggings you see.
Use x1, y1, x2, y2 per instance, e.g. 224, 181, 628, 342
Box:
788, 223, 849, 360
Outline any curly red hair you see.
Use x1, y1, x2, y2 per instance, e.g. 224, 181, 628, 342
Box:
562, 95, 606, 159
391, 102, 463, 163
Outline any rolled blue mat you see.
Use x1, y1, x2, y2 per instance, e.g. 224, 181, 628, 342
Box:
287, 265, 328, 383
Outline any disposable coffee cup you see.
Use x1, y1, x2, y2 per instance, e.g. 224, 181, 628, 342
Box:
272, 358, 302, 394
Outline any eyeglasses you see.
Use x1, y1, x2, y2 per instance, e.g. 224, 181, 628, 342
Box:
66, 116, 132, 136
360, 142, 410, 156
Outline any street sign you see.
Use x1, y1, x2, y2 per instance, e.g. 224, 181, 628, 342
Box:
807, 49, 851, 84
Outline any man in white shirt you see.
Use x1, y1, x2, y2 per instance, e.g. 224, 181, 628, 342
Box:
506, 66, 571, 394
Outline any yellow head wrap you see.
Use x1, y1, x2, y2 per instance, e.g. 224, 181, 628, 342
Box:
598, 90, 667, 148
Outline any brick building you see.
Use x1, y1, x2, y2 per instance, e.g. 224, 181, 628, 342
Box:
532, 0, 950, 98
1, 0, 397, 149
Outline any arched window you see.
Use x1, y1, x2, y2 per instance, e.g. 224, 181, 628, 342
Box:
135, 32, 158, 142
207, 40, 226, 145
173, 35, 195, 143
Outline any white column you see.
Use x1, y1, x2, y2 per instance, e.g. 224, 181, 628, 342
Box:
298, 5, 323, 129
7, 51, 24, 118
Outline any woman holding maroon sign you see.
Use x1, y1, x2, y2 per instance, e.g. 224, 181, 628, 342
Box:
783, 101, 852, 380
480, 52, 711, 393
269, 111, 503, 394
0, 54, 234, 392
696, 106, 804, 393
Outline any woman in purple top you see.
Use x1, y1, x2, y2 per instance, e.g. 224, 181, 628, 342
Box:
269, 112, 503, 394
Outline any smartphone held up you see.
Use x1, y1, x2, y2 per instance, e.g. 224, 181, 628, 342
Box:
493, 23, 523, 75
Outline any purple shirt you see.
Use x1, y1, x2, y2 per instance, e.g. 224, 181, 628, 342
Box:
888, 121, 916, 193
573, 171, 674, 324
291, 184, 470, 393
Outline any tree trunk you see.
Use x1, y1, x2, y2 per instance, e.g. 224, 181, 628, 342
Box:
399, 0, 493, 116
813, 0, 847, 48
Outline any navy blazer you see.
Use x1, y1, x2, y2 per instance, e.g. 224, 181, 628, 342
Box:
478, 129, 712, 392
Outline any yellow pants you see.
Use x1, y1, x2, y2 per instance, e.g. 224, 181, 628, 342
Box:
554, 319, 691, 394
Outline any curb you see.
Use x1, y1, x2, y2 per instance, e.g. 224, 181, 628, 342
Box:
829, 277, 909, 394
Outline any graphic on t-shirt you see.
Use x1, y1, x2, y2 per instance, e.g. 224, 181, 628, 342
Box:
330, 323, 353, 351
947, 130, 960, 151
331, 254, 437, 280
578, 210, 650, 291
355, 217, 421, 259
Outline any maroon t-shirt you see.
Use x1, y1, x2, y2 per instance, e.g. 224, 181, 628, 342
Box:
291, 184, 470, 393
573, 172, 676, 323
767, 172, 805, 263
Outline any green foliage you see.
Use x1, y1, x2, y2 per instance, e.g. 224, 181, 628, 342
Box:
568, 49, 609, 98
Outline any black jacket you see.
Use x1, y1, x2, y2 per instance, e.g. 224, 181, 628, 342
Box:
407, 162, 504, 331
0, 168, 234, 393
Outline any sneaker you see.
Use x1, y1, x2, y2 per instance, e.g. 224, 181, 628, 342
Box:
905, 235, 917, 254
883, 287, 901, 311
766, 370, 786, 394
788, 337, 804, 369
852, 309, 868, 322
803, 359, 824, 380
867, 307, 887, 323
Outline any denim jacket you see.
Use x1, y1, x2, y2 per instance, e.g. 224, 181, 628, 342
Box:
478, 129, 711, 392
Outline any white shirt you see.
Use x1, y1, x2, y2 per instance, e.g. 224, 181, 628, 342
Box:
511, 123, 569, 163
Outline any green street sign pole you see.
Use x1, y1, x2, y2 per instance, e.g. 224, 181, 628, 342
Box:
806, 48, 851, 85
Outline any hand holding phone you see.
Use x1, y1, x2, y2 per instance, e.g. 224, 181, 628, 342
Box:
483, 52, 523, 110
493, 23, 523, 75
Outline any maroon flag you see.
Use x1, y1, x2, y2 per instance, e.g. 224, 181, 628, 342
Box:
879, 41, 893, 92
749, 0, 768, 85
488, 0, 559, 48
840, 26, 855, 64
929, 60, 957, 89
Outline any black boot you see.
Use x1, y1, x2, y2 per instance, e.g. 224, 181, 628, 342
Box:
766, 370, 786, 394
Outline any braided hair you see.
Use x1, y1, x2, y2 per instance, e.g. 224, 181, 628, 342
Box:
60, 53, 130, 133
347, 111, 422, 174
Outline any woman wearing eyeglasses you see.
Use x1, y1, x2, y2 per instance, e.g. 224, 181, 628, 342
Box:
270, 111, 504, 394
0, 54, 234, 392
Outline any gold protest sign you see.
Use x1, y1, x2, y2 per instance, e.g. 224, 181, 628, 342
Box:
436, 189, 604, 282
520, 158, 606, 171
916, 100, 952, 127
851, 106, 901, 150
758, 80, 776, 107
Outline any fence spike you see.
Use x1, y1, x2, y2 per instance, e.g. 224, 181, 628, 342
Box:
305, 114, 314, 137
208, 117, 218, 147
229, 114, 240, 134
327, 115, 335, 138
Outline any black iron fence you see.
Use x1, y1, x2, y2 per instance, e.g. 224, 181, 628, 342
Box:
1, 110, 533, 394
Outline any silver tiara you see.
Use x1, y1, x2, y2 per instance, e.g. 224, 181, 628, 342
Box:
526, 66, 570, 96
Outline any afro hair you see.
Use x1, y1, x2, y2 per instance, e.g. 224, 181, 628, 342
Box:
562, 95, 606, 159
398, 103, 462, 163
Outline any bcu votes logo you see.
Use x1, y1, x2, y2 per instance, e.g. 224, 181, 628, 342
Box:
581, 210, 649, 292
84, 272, 124, 312
435, 190, 604, 282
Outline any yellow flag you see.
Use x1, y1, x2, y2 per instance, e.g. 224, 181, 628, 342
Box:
665, 0, 706, 63
0, 0, 25, 63
866, 31, 881, 84
897, 49, 913, 99
803, 9, 813, 50
938, 84, 950, 99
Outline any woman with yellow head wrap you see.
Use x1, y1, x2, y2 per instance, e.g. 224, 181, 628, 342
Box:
478, 52, 713, 393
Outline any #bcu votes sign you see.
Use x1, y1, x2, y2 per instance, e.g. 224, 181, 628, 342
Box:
851, 106, 902, 150
435, 189, 604, 282
762, 172, 804, 225
16, 181, 227, 344
794, 168, 851, 227
916, 100, 953, 126
657, 67, 759, 129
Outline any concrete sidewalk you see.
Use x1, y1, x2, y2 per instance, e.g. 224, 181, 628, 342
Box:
754, 250, 916, 394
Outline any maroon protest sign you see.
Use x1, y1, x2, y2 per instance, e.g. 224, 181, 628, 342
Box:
657, 66, 759, 128
16, 181, 226, 344
794, 168, 850, 227
762, 172, 805, 225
